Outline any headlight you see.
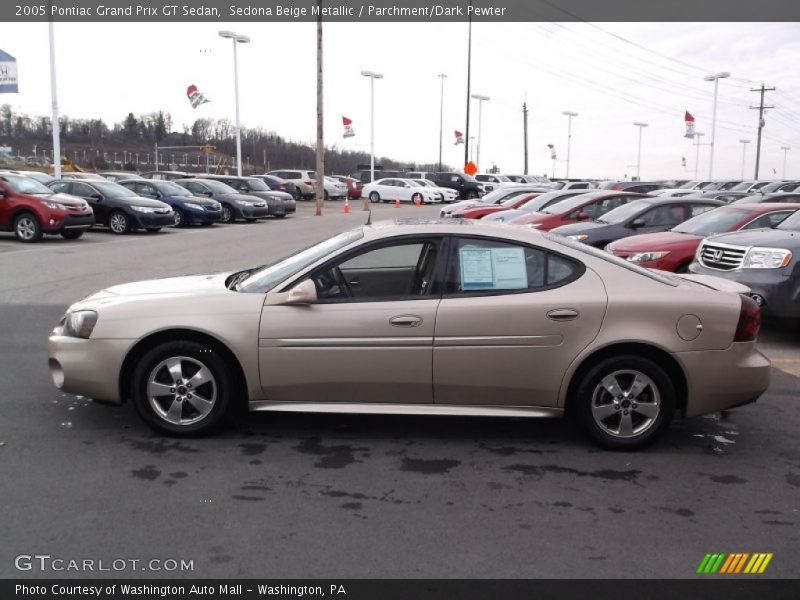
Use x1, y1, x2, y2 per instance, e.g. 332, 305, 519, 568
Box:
131, 206, 157, 213
742, 247, 792, 269
529, 223, 542, 229
41, 200, 69, 210
184, 203, 205, 211
568, 234, 589, 242
63, 310, 98, 339
627, 251, 670, 263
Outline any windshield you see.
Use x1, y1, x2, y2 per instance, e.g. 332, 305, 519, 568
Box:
237, 228, 365, 293
408, 180, 426, 187
156, 182, 193, 196
243, 178, 270, 191
93, 181, 138, 198
541, 193, 595, 214
672, 207, 750, 235
776, 210, 800, 231
678, 181, 699, 189
731, 181, 754, 191
3, 175, 53, 194
500, 194, 530, 207
600, 199, 651, 223
201, 180, 239, 194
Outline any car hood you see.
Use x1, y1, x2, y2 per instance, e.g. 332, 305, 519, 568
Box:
218, 193, 263, 203
35, 192, 89, 208
169, 195, 217, 206
609, 231, 701, 252
240, 190, 284, 201
444, 199, 482, 212
484, 209, 524, 222
706, 228, 800, 248
100, 273, 232, 297
127, 196, 171, 209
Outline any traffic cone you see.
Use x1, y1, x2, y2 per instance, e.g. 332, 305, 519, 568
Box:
414, 196, 421, 207
394, 198, 401, 208
343, 197, 350, 214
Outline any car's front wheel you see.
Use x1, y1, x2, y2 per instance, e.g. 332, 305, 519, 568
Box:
221, 204, 235, 223
131, 340, 233, 436
369, 192, 380, 203
574, 355, 676, 450
108, 211, 131, 234
14, 213, 42, 242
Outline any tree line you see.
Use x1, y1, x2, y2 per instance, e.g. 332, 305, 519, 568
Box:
0, 105, 446, 174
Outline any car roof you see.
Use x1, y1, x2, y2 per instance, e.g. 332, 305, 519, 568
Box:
733, 202, 800, 211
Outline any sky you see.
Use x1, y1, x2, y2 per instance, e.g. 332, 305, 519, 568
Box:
2, 20, 800, 180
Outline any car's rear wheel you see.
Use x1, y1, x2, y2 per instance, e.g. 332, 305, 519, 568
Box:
131, 340, 233, 436
465, 190, 479, 199
324, 190, 329, 200
574, 355, 675, 450
61, 230, 84, 240
13, 213, 42, 243
108, 211, 130, 234
369, 192, 380, 203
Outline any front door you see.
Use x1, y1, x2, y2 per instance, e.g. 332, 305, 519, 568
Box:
259, 237, 444, 404
433, 236, 607, 407
70, 182, 108, 225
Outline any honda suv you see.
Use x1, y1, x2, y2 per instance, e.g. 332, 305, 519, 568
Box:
0, 174, 93, 242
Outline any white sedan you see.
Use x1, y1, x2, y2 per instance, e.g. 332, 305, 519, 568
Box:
414, 179, 459, 203
363, 178, 439, 204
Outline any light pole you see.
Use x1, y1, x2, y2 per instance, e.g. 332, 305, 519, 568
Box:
739, 139, 750, 179
361, 70, 384, 183
470, 93, 490, 171
219, 30, 250, 177
694, 132, 705, 180
781, 146, 791, 179
633, 122, 648, 181
704, 71, 730, 179
562, 111, 578, 179
437, 73, 447, 172
47, 18, 61, 178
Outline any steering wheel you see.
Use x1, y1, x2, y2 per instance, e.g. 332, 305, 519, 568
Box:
332, 267, 353, 297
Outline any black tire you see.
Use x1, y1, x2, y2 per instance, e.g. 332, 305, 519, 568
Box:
13, 213, 43, 243
245, 218, 257, 223
292, 190, 302, 201
573, 355, 676, 451
412, 192, 423, 204
369, 192, 380, 203
324, 190, 329, 201
201, 222, 214, 227
60, 230, 84, 240
221, 204, 235, 223
173, 209, 186, 228
108, 210, 131, 234
131, 340, 233, 436
465, 190, 479, 199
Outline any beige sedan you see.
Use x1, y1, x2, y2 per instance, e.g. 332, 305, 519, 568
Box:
47, 219, 770, 449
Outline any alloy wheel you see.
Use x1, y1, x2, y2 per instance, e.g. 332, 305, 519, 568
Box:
590, 369, 661, 438
16, 216, 37, 241
109, 213, 128, 233
146, 356, 217, 426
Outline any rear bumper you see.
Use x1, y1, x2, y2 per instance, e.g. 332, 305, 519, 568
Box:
689, 262, 800, 317
266, 198, 297, 216
676, 342, 771, 417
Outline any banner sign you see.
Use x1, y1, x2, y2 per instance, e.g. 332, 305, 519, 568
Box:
0, 49, 18, 93
454, 130, 464, 145
684, 111, 695, 139
342, 116, 355, 138
186, 84, 210, 109
547, 144, 557, 160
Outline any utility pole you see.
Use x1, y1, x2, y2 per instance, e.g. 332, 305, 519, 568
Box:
470, 94, 490, 171
522, 102, 529, 175
315, 2, 324, 216
781, 146, 791, 179
437, 73, 447, 172
464, 0, 473, 168
704, 72, 730, 179
562, 111, 578, 179
47, 11, 61, 178
750, 84, 775, 180
633, 122, 648, 181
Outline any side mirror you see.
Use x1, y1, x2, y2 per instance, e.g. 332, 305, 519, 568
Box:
203, 191, 213, 197
285, 279, 317, 305
630, 218, 646, 228
91, 194, 103, 201
577, 212, 590, 221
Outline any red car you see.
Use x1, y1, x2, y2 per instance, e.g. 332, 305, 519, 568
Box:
331, 175, 362, 200
511, 191, 648, 231
606, 202, 800, 272
452, 193, 540, 219
0, 173, 94, 242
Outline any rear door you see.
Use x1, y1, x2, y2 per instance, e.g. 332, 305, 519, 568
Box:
71, 182, 108, 224
433, 235, 607, 407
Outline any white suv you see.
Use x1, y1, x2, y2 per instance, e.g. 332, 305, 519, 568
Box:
267, 170, 316, 199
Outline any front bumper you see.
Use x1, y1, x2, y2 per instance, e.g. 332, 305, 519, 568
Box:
236, 205, 270, 219
186, 208, 222, 224
689, 262, 800, 318
265, 198, 297, 216
47, 334, 134, 404
676, 342, 771, 417
132, 211, 174, 229
43, 213, 95, 233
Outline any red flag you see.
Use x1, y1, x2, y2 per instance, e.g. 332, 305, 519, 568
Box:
684, 111, 695, 139
454, 130, 464, 145
342, 116, 354, 138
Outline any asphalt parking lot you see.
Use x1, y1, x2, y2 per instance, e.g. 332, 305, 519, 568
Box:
0, 200, 798, 579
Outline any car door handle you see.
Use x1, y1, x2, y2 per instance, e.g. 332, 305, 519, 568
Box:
390, 315, 422, 327
547, 308, 579, 321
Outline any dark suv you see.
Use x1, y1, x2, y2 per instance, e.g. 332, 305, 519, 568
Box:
690, 208, 800, 318
0, 174, 94, 242
430, 172, 482, 199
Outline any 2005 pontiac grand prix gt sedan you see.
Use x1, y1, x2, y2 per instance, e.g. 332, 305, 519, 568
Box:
47, 219, 771, 450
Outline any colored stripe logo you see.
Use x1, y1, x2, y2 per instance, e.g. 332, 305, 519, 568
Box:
697, 553, 773, 574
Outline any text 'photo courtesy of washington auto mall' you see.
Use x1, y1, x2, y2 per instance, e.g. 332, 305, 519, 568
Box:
0, 0, 799, 598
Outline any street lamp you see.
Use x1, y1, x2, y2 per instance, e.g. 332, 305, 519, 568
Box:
633, 122, 648, 181
704, 71, 730, 179
470, 94, 490, 171
781, 146, 791, 179
562, 111, 578, 179
694, 132, 705, 180
739, 139, 751, 179
219, 30, 250, 177
437, 73, 447, 172
361, 70, 384, 183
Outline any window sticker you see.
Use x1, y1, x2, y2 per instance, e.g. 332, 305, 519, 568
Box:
460, 246, 528, 290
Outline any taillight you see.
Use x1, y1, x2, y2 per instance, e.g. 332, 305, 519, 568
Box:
734, 294, 761, 342
304, 180, 313, 185
280, 184, 287, 190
